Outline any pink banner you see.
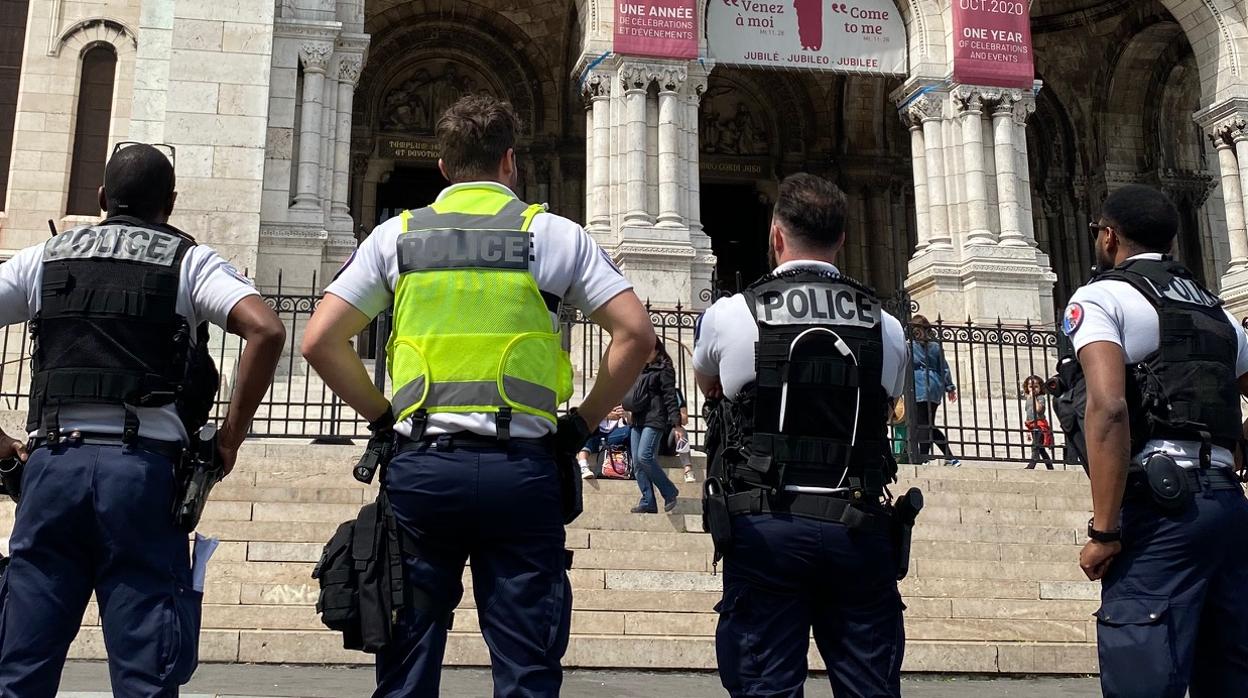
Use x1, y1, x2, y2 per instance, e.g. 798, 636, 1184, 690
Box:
614, 0, 698, 59
952, 0, 1034, 88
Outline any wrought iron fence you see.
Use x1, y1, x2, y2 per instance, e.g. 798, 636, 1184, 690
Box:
0, 275, 1072, 464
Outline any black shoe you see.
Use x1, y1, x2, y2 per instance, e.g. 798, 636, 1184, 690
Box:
663, 495, 679, 513
630, 504, 658, 514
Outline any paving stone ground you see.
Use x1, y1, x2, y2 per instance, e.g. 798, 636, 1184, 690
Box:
57, 661, 1101, 697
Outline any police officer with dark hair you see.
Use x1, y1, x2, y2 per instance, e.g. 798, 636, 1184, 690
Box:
302, 95, 654, 696
1058, 184, 1248, 696
0, 143, 286, 697
694, 173, 910, 697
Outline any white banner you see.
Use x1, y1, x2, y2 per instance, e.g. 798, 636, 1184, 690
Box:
707, 0, 907, 76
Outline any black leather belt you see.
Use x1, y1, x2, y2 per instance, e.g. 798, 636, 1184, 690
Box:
1127, 466, 1242, 493
726, 489, 891, 533
29, 432, 185, 461
396, 432, 554, 454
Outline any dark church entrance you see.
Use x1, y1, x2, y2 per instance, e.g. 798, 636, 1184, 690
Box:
374, 165, 447, 226
701, 180, 774, 294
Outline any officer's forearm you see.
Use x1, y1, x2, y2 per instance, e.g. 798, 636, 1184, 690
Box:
304, 339, 391, 423
1085, 396, 1130, 532
221, 328, 285, 448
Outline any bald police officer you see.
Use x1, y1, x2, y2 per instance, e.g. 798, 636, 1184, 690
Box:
301, 95, 654, 697
0, 143, 286, 697
1057, 184, 1248, 697
694, 174, 910, 697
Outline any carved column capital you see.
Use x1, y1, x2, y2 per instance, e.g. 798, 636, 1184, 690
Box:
619, 63, 653, 92
583, 71, 613, 102
951, 86, 985, 115
1208, 116, 1248, 146
904, 93, 944, 125
1012, 97, 1036, 126
299, 42, 333, 73
336, 55, 362, 86
657, 66, 687, 93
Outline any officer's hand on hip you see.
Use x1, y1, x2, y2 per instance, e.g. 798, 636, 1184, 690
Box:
1079, 539, 1122, 581
0, 433, 28, 463
216, 424, 243, 477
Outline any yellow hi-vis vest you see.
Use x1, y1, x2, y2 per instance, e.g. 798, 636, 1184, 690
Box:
387, 191, 573, 427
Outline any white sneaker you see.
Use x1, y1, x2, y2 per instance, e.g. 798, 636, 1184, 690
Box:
581, 466, 595, 480
683, 469, 696, 483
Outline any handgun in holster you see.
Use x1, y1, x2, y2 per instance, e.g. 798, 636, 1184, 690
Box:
354, 430, 395, 485
891, 488, 924, 581
173, 424, 225, 532
0, 455, 23, 503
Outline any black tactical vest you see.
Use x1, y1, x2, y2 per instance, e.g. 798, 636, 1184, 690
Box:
724, 268, 893, 495
1054, 257, 1241, 461
28, 217, 220, 441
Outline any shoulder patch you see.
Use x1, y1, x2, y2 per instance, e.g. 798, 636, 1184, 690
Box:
598, 247, 622, 275
333, 250, 357, 281
221, 263, 255, 287
1062, 303, 1084, 336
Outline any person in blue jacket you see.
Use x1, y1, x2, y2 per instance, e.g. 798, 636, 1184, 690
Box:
910, 314, 960, 466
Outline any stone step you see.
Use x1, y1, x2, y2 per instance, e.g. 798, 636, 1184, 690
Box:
64, 630, 1099, 674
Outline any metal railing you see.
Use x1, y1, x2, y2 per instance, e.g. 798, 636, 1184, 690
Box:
0, 278, 1072, 463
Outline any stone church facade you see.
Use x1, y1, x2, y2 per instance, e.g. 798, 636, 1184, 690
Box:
5, 0, 1248, 324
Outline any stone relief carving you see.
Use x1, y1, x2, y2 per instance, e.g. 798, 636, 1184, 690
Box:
380, 60, 492, 133
699, 83, 769, 156
337, 56, 362, 87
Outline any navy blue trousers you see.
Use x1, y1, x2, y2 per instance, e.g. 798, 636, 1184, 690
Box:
716, 513, 905, 698
374, 439, 571, 698
0, 443, 200, 698
1097, 486, 1248, 697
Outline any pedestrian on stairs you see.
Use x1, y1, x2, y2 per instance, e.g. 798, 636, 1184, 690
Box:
623, 338, 683, 514
302, 94, 654, 698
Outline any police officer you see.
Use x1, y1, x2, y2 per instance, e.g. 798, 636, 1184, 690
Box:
301, 95, 654, 697
0, 143, 286, 697
1059, 184, 1248, 696
694, 173, 910, 697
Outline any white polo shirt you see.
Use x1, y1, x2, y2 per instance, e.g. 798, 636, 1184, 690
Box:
1063, 253, 1248, 469
324, 181, 632, 439
692, 260, 909, 400
0, 227, 260, 444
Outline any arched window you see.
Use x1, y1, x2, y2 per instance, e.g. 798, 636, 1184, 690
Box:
66, 44, 117, 215
0, 0, 30, 210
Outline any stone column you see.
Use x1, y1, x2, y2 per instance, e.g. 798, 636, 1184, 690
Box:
657, 66, 686, 228
904, 112, 929, 253
621, 64, 652, 228
1212, 127, 1248, 269
294, 42, 332, 210
585, 71, 612, 233
1231, 127, 1248, 266
954, 88, 993, 246
914, 95, 952, 250
331, 56, 361, 226
986, 90, 1028, 247
687, 76, 706, 235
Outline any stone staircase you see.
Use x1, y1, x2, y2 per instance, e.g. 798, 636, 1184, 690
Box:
0, 442, 1100, 675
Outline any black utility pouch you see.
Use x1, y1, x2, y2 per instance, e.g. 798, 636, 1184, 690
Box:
558, 451, 584, 525
1141, 453, 1193, 514
702, 477, 734, 553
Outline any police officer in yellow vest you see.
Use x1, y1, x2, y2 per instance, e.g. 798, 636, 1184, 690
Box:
303, 95, 655, 697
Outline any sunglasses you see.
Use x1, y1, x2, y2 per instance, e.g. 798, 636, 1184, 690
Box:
1088, 221, 1111, 241
112, 141, 177, 169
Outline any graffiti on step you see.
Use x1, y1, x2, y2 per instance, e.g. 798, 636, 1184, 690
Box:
261, 583, 317, 605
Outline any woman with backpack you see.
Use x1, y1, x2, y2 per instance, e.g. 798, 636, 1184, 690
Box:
622, 338, 682, 514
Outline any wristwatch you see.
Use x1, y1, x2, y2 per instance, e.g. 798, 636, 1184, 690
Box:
1087, 519, 1122, 544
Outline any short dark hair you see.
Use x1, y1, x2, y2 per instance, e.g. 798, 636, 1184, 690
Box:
773, 173, 848, 250
436, 95, 520, 182
1101, 184, 1179, 252
103, 144, 175, 220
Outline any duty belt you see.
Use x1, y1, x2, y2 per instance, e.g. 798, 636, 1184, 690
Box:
1126, 466, 1242, 494
725, 489, 891, 533
396, 432, 554, 454
29, 431, 184, 461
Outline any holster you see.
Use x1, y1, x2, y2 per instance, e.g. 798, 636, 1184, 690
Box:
172, 426, 223, 532
890, 488, 924, 581
0, 457, 23, 503
1136, 452, 1194, 514
702, 477, 733, 565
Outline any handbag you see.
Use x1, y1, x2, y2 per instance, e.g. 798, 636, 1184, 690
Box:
599, 445, 633, 479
